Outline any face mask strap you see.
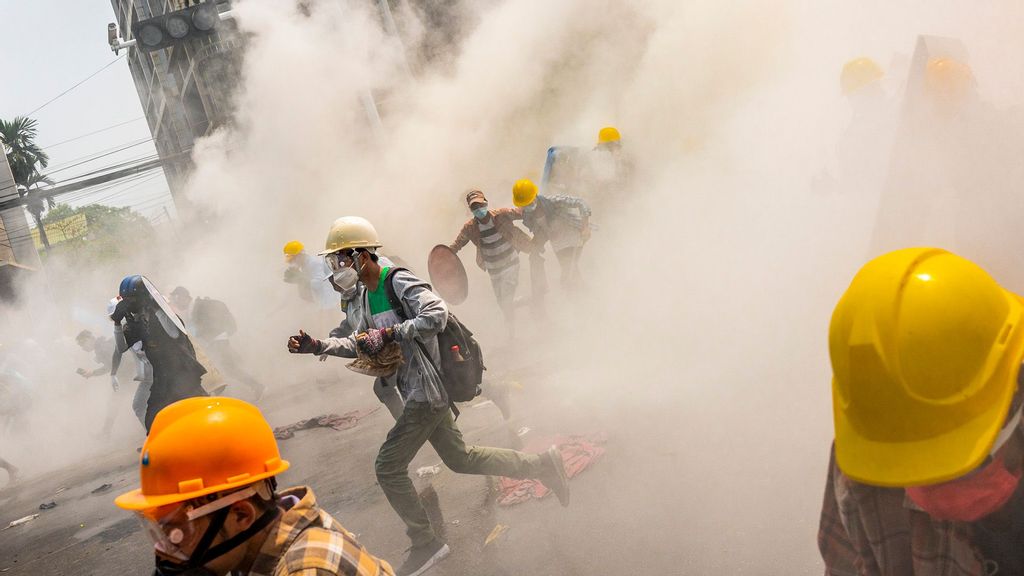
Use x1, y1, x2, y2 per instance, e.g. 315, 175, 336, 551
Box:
194, 505, 280, 567
186, 506, 229, 567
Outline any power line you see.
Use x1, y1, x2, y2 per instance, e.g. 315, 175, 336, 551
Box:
44, 139, 155, 177
24, 55, 127, 117
39, 117, 147, 150
0, 137, 156, 198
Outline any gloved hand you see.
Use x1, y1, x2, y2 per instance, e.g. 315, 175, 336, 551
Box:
76, 368, 89, 378
288, 330, 322, 354
356, 327, 396, 355
110, 298, 130, 323
110, 375, 120, 392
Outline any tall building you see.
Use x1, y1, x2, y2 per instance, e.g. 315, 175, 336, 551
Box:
109, 0, 242, 199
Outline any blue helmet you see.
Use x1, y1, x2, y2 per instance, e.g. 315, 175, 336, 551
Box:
118, 275, 144, 300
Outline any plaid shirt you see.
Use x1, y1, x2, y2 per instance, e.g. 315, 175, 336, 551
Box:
247, 486, 395, 576
818, 446, 992, 576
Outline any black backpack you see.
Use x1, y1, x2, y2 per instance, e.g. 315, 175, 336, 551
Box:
193, 297, 237, 340
384, 268, 484, 406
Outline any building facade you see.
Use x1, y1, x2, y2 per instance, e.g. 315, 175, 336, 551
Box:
109, 0, 242, 199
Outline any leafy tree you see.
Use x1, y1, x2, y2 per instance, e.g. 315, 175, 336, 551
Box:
41, 203, 155, 265
0, 116, 53, 249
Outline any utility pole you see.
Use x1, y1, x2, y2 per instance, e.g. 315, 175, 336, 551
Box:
0, 149, 42, 269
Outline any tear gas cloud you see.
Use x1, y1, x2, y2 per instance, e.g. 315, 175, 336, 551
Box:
6, 0, 1024, 572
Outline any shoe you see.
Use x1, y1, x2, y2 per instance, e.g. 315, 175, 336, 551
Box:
397, 538, 450, 576
541, 446, 570, 507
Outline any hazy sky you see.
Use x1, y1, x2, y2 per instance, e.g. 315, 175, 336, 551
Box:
0, 1, 176, 225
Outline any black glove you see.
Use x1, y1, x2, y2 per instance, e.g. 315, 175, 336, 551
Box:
288, 330, 322, 354
110, 299, 131, 323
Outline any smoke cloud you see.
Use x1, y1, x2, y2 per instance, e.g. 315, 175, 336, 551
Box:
7, 0, 1024, 572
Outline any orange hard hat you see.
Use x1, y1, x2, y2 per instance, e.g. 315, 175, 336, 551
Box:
115, 397, 290, 511
925, 57, 974, 101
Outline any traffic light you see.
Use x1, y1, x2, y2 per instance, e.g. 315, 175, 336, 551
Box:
131, 1, 222, 52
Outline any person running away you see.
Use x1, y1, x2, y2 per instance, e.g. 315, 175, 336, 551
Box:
110, 275, 208, 432
449, 189, 533, 337
288, 216, 570, 576
512, 178, 592, 292
169, 287, 265, 401
115, 396, 394, 576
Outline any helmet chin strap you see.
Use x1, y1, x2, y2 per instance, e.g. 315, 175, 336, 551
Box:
155, 505, 280, 576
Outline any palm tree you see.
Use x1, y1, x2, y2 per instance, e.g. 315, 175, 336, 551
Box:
0, 116, 52, 249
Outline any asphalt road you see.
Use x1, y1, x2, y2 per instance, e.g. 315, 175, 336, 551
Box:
0, 336, 827, 575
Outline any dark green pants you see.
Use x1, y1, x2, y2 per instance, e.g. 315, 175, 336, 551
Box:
375, 401, 545, 546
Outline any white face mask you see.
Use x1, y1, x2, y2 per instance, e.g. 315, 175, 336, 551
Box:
331, 267, 359, 299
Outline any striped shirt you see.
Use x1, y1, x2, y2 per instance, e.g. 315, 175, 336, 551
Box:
477, 217, 519, 272
248, 486, 395, 576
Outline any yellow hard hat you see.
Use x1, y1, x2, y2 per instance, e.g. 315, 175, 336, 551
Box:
283, 240, 304, 256
840, 57, 883, 95
115, 397, 289, 511
597, 126, 621, 145
925, 57, 974, 101
830, 248, 1024, 487
319, 216, 383, 256
512, 179, 538, 208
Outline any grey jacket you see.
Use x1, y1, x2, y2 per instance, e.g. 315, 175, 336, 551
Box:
319, 268, 449, 409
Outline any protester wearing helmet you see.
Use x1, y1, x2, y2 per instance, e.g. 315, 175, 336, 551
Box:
116, 396, 394, 576
513, 178, 591, 291
819, 248, 1024, 574
288, 216, 570, 576
111, 275, 208, 432
283, 240, 337, 311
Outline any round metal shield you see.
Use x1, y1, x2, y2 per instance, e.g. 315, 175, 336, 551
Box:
428, 244, 468, 305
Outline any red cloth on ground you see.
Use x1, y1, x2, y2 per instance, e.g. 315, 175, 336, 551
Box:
273, 407, 381, 440
497, 432, 607, 506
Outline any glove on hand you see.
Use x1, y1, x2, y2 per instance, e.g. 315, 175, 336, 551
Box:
110, 375, 120, 392
357, 327, 395, 355
288, 330, 322, 354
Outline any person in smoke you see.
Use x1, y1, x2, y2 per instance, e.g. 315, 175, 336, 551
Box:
820, 248, 1024, 575
168, 286, 265, 401
282, 240, 337, 310
288, 216, 569, 576
324, 236, 406, 421
586, 126, 635, 208
75, 322, 153, 433
115, 396, 394, 576
110, 275, 208, 432
448, 189, 533, 338
512, 178, 591, 293
0, 367, 28, 486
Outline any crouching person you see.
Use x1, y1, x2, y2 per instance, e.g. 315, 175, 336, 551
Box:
114, 396, 394, 576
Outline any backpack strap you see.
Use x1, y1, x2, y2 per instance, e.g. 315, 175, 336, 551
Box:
383, 267, 460, 418
383, 267, 410, 321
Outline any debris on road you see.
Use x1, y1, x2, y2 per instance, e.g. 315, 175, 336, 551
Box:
484, 524, 509, 546
91, 483, 112, 495
39, 501, 57, 510
273, 408, 381, 440
416, 465, 441, 478
2, 514, 39, 530
497, 433, 607, 506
